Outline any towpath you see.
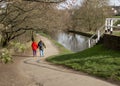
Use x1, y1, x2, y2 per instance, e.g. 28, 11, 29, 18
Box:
19, 35, 117, 86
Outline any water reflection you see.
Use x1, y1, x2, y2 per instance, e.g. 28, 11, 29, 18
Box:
57, 32, 89, 52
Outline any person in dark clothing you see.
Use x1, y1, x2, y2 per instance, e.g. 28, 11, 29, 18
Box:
38, 39, 46, 57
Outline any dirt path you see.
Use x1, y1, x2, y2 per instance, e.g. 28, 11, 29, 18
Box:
18, 35, 118, 86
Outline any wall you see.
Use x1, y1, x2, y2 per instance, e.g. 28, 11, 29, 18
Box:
103, 34, 120, 50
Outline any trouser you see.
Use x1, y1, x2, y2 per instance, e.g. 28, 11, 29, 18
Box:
40, 49, 44, 57
33, 50, 37, 56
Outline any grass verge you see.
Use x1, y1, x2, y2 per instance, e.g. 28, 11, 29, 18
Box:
46, 44, 120, 81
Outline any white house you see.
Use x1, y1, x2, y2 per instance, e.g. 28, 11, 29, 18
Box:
111, 6, 120, 15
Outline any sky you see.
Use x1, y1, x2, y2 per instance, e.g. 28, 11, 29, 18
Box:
0, 0, 120, 9
57, 0, 120, 9
109, 0, 120, 6
57, 0, 81, 9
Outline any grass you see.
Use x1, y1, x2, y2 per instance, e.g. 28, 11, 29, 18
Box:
113, 31, 120, 36
113, 16, 120, 18
46, 45, 120, 81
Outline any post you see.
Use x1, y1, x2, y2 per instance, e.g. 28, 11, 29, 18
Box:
108, 19, 111, 32
31, 31, 34, 41
97, 30, 100, 41
105, 19, 108, 33
110, 19, 113, 34
88, 39, 91, 48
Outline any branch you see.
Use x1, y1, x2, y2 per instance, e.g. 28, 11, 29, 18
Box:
10, 30, 26, 40
11, 16, 29, 28
10, 27, 41, 40
12, 3, 37, 12
24, 0, 65, 3
3, 27, 35, 34
0, 9, 18, 23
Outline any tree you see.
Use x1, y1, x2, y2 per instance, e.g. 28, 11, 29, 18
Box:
23, 0, 65, 3
71, 0, 112, 32
0, 1, 37, 46
0, 0, 70, 47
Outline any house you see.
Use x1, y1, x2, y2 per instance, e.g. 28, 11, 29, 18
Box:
111, 6, 120, 16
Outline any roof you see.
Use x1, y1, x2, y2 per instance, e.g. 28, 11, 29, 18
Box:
111, 6, 120, 11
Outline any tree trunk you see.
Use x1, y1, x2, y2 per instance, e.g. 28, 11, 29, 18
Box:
1, 38, 9, 47
1, 33, 9, 47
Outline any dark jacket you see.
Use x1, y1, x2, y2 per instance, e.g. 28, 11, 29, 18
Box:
38, 41, 46, 50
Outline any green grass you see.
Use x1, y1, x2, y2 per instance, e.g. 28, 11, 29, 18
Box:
113, 31, 120, 36
46, 45, 120, 81
113, 16, 120, 18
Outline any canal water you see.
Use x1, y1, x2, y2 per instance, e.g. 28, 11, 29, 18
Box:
57, 32, 90, 52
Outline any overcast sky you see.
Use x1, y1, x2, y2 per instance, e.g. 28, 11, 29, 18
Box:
57, 0, 120, 9
109, 0, 120, 6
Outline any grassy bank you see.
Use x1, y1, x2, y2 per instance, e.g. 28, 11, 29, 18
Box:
46, 45, 120, 81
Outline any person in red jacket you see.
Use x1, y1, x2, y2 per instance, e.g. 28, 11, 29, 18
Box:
31, 40, 38, 56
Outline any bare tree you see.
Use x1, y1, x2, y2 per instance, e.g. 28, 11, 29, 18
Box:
71, 0, 112, 32
0, 0, 70, 47
0, 1, 40, 46
23, 0, 65, 3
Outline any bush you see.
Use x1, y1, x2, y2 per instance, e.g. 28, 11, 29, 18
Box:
10, 42, 26, 53
114, 20, 120, 26
0, 48, 12, 64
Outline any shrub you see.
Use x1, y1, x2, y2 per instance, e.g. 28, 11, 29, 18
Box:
10, 42, 26, 53
0, 48, 12, 64
114, 20, 120, 26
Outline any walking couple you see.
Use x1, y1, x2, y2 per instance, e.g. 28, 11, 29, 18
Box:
31, 39, 46, 57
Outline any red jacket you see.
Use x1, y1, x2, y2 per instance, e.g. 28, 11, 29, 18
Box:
31, 42, 38, 50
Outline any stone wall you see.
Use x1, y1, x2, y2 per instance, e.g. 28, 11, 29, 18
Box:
103, 34, 120, 50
